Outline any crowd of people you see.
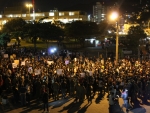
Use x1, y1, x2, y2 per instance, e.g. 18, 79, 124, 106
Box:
0, 47, 150, 112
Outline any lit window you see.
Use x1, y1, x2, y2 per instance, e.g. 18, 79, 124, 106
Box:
69, 12, 74, 16
6, 14, 13, 17
0, 15, 2, 18
36, 13, 45, 17
22, 14, 26, 17
49, 12, 54, 16
13, 14, 21, 17
59, 12, 64, 16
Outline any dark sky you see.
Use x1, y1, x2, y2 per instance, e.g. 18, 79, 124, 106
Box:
0, 0, 145, 13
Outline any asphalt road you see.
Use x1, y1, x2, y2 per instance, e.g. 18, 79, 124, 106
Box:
0, 92, 150, 113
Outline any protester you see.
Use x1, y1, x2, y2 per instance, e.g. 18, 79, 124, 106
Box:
0, 75, 3, 95
121, 89, 129, 112
0, 47, 150, 112
109, 92, 115, 112
20, 84, 27, 106
42, 89, 49, 113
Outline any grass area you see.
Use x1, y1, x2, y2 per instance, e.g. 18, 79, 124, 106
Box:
9, 39, 58, 49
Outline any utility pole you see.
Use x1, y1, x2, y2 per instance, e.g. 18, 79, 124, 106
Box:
32, 0, 35, 20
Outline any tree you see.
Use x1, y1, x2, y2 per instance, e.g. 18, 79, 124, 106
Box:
39, 22, 64, 49
0, 33, 10, 48
126, 26, 147, 50
98, 21, 109, 35
23, 21, 41, 53
64, 21, 99, 46
2, 18, 26, 47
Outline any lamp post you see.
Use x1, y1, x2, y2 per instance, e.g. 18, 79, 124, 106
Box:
110, 12, 119, 65
26, 4, 32, 17
148, 20, 150, 35
148, 21, 150, 30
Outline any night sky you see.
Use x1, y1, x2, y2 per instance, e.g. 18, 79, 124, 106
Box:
0, 0, 146, 13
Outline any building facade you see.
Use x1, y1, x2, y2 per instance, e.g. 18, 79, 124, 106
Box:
93, 2, 106, 23
0, 7, 88, 30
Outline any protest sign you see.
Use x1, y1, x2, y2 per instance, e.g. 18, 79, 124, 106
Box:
21, 61, 25, 66
88, 71, 93, 76
14, 60, 19, 65
80, 73, 85, 77
101, 59, 104, 65
12, 63, 17, 68
47, 60, 54, 65
4, 54, 8, 58
65, 60, 69, 65
56, 69, 63, 75
34, 69, 41, 75
28, 67, 33, 74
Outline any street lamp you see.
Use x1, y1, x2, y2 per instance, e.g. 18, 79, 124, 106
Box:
148, 20, 150, 35
148, 21, 150, 30
26, 4, 33, 17
110, 12, 119, 65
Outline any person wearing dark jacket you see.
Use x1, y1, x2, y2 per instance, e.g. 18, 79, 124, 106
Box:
42, 89, 49, 113
61, 80, 67, 99
20, 84, 27, 106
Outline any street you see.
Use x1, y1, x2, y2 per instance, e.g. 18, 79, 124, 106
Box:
0, 92, 149, 113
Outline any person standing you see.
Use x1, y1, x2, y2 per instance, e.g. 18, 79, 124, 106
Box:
26, 83, 31, 105
42, 89, 49, 113
20, 84, 27, 106
69, 78, 75, 97
85, 82, 92, 103
0, 75, 3, 95
108, 92, 115, 113
121, 89, 129, 112
61, 80, 67, 99
52, 81, 59, 100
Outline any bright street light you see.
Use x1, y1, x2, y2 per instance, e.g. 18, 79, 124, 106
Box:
110, 12, 119, 65
26, 4, 33, 16
110, 12, 118, 21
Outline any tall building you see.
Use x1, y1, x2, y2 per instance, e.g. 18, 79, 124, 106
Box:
93, 2, 106, 23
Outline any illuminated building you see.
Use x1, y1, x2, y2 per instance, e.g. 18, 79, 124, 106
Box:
93, 2, 107, 23
0, 7, 88, 30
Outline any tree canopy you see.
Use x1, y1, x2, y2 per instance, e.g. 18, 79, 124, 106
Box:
2, 18, 26, 38
0, 33, 10, 47
64, 21, 99, 43
126, 25, 147, 48
39, 22, 64, 41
